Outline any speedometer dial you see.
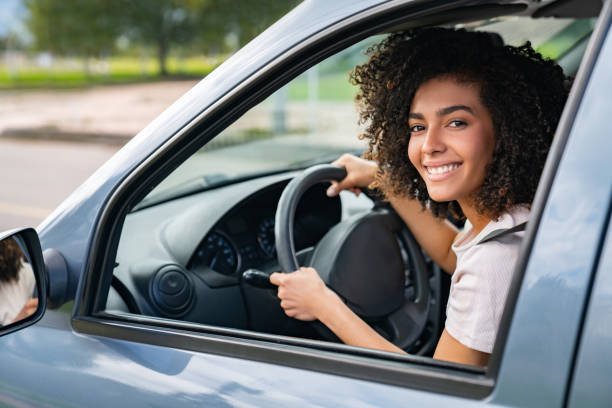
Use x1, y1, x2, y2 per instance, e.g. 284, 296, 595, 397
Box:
256, 217, 276, 258
194, 231, 239, 275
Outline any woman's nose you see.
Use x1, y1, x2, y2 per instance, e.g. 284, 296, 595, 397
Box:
421, 127, 445, 154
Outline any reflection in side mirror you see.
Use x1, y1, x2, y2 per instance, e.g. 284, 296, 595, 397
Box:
0, 228, 47, 336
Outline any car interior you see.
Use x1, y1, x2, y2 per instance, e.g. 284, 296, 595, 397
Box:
102, 0, 602, 363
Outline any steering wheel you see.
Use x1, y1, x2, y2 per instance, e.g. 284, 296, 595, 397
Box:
275, 164, 431, 350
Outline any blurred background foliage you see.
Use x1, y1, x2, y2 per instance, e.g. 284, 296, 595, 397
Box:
0, 0, 301, 88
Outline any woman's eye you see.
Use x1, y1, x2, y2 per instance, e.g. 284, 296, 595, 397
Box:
409, 124, 425, 132
449, 120, 466, 128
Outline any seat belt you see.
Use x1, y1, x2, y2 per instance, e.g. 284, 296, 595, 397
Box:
477, 222, 528, 245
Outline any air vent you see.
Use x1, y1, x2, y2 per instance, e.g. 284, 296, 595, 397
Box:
150, 265, 194, 317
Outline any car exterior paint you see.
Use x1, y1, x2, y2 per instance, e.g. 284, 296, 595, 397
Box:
1, 0, 611, 406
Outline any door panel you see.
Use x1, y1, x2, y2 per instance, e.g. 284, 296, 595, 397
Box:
567, 211, 612, 407
0, 311, 488, 407
490, 4, 612, 407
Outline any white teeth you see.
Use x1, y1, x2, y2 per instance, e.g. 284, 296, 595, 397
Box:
427, 163, 459, 175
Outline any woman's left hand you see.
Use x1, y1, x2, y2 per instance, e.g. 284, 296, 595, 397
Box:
270, 267, 332, 321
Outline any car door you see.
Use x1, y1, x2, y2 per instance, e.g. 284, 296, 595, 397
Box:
1, 1, 611, 407
487, 2, 612, 405
567, 210, 612, 407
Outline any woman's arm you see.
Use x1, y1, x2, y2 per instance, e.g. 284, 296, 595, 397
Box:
434, 329, 490, 366
270, 268, 404, 353
270, 268, 489, 366
329, 154, 458, 274
387, 195, 458, 274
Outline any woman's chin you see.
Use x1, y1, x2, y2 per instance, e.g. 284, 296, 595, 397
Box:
427, 191, 456, 203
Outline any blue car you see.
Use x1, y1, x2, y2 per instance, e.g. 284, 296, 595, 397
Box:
1, 0, 611, 406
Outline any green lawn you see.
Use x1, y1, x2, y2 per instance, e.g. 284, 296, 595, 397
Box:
0, 54, 358, 102
288, 72, 357, 101
0, 56, 221, 89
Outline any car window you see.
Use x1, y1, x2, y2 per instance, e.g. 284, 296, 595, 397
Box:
107, 13, 595, 370
135, 36, 380, 210
136, 16, 595, 210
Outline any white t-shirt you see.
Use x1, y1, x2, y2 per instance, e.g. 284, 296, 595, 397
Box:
445, 206, 530, 353
0, 262, 36, 326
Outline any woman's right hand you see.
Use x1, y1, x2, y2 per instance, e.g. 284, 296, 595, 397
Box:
327, 154, 378, 197
270, 267, 336, 321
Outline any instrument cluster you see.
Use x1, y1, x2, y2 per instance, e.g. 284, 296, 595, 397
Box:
188, 182, 341, 276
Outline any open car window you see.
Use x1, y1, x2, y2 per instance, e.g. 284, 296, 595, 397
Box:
105, 10, 596, 384
134, 16, 595, 211
133, 36, 379, 211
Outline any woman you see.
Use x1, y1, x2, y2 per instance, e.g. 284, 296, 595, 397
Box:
0, 238, 37, 326
270, 27, 569, 366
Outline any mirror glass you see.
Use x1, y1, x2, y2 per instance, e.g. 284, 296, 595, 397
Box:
0, 236, 39, 327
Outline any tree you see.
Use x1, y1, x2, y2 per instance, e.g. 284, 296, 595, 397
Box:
25, 0, 301, 77
26, 0, 121, 73
196, 0, 301, 51
118, 0, 202, 76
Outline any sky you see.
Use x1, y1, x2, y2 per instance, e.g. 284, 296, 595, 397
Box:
0, 0, 28, 40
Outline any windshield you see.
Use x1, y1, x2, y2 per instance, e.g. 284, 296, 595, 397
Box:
139, 16, 594, 208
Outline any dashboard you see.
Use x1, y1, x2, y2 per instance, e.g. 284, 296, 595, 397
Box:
187, 181, 341, 277
109, 168, 445, 353
110, 171, 357, 330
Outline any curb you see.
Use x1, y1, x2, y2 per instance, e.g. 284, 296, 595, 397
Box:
0, 127, 131, 147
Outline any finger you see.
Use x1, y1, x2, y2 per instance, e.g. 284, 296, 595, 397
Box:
330, 154, 350, 167
269, 272, 283, 286
280, 300, 296, 309
299, 266, 317, 274
334, 176, 354, 192
294, 313, 316, 321
326, 181, 340, 197
293, 267, 310, 276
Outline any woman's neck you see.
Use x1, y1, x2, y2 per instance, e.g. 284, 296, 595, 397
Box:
458, 199, 492, 237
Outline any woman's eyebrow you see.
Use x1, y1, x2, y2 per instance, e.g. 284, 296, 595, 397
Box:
409, 105, 474, 120
408, 112, 424, 120
437, 105, 474, 116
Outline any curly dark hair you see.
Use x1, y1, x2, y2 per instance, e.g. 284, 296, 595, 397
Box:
0, 238, 26, 283
351, 28, 570, 219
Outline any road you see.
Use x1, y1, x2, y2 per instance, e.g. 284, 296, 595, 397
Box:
0, 138, 120, 230
0, 79, 363, 231
0, 80, 195, 231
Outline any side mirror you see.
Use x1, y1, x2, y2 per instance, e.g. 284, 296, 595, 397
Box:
0, 228, 47, 337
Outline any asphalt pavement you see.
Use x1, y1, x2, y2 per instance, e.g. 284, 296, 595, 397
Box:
0, 138, 119, 230
0, 81, 196, 229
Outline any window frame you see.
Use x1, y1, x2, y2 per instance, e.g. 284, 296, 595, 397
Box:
69, 0, 608, 399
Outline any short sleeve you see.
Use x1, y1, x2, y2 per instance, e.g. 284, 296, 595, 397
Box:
444, 241, 518, 353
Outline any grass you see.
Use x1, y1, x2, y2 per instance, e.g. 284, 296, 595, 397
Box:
287, 72, 357, 101
0, 53, 358, 102
0, 55, 221, 89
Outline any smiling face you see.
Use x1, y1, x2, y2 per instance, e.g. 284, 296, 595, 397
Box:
407, 77, 496, 207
